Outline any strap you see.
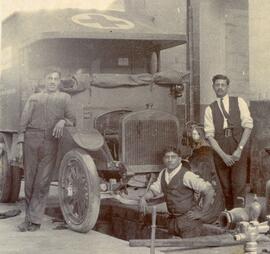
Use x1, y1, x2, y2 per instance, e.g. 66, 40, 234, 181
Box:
220, 98, 232, 127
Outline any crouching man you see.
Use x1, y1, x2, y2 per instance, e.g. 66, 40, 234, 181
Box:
140, 146, 215, 238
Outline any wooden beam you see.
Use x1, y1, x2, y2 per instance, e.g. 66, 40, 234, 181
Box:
129, 234, 270, 248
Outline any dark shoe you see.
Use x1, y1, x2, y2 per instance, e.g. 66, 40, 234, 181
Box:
27, 223, 41, 232
17, 221, 30, 232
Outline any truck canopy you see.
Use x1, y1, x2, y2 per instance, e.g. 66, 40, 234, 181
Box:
2, 8, 186, 50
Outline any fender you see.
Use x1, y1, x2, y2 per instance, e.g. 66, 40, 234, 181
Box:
55, 127, 104, 173
65, 127, 104, 151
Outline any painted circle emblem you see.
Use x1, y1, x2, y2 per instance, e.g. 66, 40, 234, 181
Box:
71, 13, 135, 30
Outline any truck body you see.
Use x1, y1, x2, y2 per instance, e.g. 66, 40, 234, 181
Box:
0, 8, 187, 232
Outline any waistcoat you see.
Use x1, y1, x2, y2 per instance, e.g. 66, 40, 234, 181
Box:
161, 166, 194, 215
210, 96, 243, 146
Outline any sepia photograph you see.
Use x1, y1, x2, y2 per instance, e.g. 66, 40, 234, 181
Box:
0, 0, 270, 253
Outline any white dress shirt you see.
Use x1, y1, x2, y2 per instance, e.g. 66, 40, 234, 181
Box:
204, 94, 253, 138
150, 163, 211, 194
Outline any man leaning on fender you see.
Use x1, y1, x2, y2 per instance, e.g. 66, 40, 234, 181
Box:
204, 74, 253, 210
16, 68, 76, 232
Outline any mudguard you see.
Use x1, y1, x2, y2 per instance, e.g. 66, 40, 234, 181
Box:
66, 127, 104, 151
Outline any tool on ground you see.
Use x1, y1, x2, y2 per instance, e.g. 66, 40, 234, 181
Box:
150, 206, 157, 254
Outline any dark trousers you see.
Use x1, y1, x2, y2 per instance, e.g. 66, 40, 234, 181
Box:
213, 136, 247, 210
23, 130, 57, 224
168, 212, 203, 238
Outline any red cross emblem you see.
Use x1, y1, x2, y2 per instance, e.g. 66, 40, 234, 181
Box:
72, 13, 134, 30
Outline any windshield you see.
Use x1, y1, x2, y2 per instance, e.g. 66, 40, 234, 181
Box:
26, 38, 154, 79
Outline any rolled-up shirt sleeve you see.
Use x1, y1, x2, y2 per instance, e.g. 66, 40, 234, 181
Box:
238, 97, 253, 129
149, 169, 165, 194
183, 171, 212, 193
204, 106, 215, 138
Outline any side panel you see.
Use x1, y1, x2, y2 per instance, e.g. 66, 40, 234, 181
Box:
0, 81, 21, 132
0, 46, 35, 132
1, 15, 21, 131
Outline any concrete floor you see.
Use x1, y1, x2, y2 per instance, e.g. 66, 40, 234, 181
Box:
0, 183, 160, 254
0, 183, 269, 254
0, 201, 161, 254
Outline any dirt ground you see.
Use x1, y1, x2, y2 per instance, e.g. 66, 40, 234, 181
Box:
0, 183, 269, 254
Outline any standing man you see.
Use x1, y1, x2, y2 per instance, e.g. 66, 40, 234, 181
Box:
204, 74, 253, 210
16, 68, 75, 232
140, 146, 215, 238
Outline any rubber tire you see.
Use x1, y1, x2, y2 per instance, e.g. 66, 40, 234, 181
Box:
58, 148, 100, 233
0, 146, 12, 202
8, 167, 22, 203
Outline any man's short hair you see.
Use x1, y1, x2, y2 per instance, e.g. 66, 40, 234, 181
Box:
163, 146, 181, 156
212, 74, 230, 85
44, 67, 61, 78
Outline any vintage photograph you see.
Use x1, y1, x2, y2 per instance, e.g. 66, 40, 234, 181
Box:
0, 0, 270, 253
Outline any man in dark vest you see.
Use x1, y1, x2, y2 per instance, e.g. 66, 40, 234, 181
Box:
140, 146, 215, 238
204, 74, 253, 210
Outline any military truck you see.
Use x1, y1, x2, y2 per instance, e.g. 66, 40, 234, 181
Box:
0, 8, 187, 232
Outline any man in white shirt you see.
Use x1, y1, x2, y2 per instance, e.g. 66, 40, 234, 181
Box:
204, 74, 253, 210
140, 146, 215, 238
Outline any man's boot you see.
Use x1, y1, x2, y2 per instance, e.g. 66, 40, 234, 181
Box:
27, 223, 41, 232
17, 221, 30, 232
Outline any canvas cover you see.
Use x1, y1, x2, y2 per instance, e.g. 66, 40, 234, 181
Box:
59, 70, 189, 91
2, 8, 186, 49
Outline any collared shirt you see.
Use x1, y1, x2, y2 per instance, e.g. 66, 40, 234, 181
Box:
204, 94, 253, 138
150, 163, 211, 194
18, 91, 75, 142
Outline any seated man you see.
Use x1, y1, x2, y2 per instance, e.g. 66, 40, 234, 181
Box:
140, 146, 215, 238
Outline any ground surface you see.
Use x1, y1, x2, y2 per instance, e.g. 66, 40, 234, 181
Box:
0, 183, 269, 254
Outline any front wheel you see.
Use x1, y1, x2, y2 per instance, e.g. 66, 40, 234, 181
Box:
58, 148, 100, 233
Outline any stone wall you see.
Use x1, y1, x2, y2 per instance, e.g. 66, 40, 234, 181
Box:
249, 0, 270, 100
199, 0, 249, 123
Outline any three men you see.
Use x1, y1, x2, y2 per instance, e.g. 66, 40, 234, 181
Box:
16, 68, 75, 231
204, 74, 253, 209
140, 146, 215, 238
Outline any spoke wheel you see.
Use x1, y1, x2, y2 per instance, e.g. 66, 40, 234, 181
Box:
59, 148, 100, 233
0, 144, 12, 202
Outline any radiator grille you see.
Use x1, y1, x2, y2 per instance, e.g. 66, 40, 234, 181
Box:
124, 119, 178, 165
